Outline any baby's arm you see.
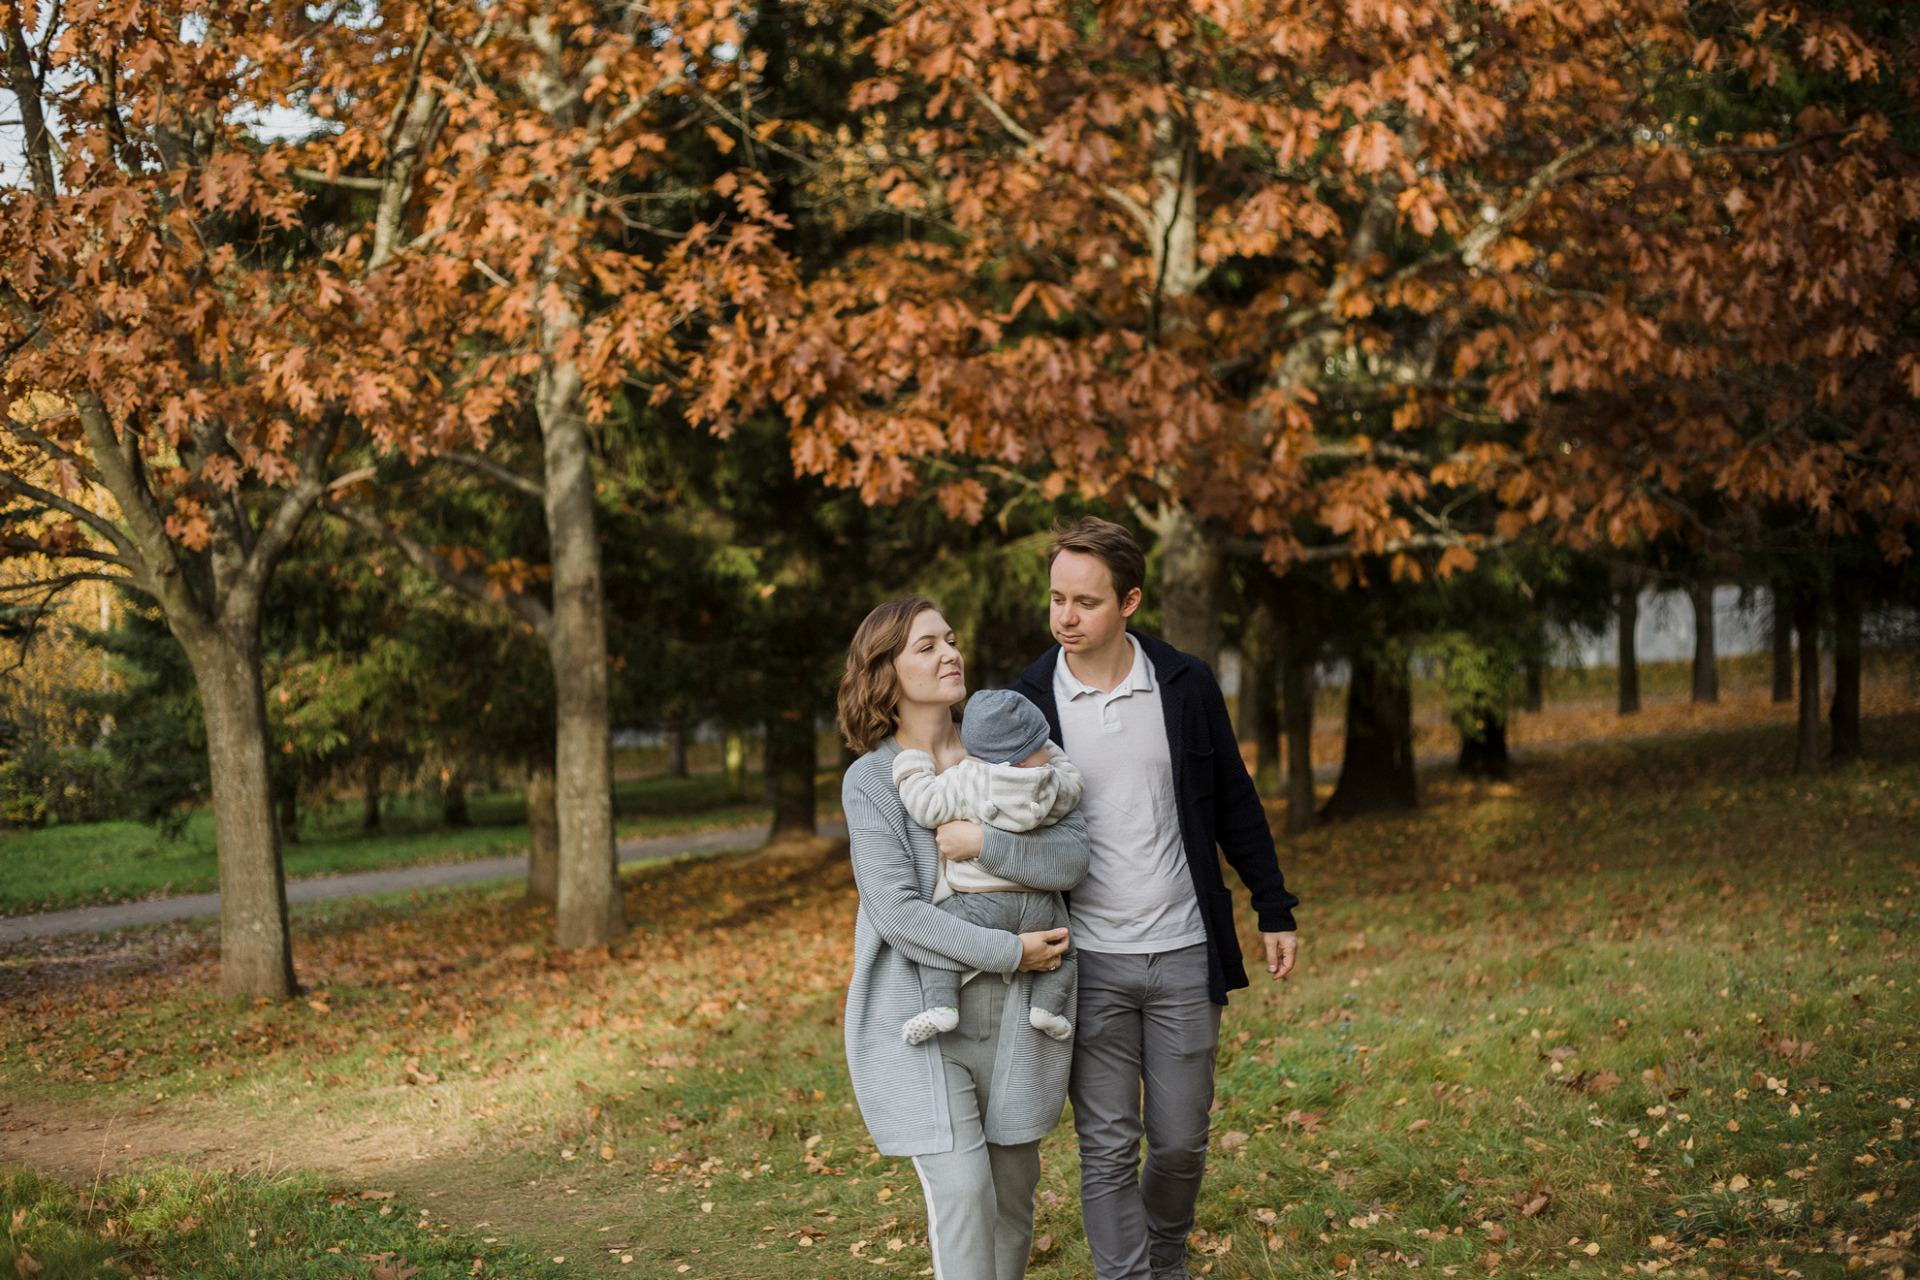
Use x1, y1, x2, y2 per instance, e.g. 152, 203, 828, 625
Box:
1043, 744, 1083, 823
893, 752, 980, 829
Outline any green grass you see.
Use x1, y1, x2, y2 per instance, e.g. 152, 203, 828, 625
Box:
3, 716, 1917, 1278
0, 771, 844, 916
0, 1165, 569, 1279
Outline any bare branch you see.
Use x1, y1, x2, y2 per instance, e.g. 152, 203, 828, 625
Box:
323, 498, 552, 636
3, 415, 104, 486
0, 468, 141, 566
439, 449, 545, 498
240, 416, 343, 603
694, 84, 814, 167
292, 167, 388, 192
1223, 531, 1508, 563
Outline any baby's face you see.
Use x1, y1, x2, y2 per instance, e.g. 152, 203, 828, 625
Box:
1013, 747, 1050, 769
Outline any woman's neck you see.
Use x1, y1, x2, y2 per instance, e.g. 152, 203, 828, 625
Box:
894, 701, 964, 759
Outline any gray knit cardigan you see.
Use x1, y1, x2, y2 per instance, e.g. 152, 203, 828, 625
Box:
842, 738, 1091, 1157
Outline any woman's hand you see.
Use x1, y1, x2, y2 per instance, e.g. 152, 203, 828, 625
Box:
1018, 928, 1069, 972
935, 820, 984, 862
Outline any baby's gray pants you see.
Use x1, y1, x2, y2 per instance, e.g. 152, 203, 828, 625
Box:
922, 889, 1074, 1021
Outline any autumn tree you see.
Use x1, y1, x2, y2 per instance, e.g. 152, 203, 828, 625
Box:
0, 2, 482, 995
293, 0, 789, 948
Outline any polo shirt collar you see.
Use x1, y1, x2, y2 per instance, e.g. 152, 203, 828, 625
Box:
1056, 633, 1156, 701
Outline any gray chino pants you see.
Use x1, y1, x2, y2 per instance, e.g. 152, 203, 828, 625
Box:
1069, 944, 1222, 1280
912, 974, 1044, 1280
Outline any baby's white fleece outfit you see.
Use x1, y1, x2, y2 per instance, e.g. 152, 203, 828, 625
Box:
893, 744, 1083, 889
891, 744, 1083, 1043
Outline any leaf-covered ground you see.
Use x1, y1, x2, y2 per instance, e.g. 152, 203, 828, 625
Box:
3, 715, 1919, 1279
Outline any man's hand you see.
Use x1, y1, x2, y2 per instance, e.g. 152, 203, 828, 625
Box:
936, 820, 984, 862
1262, 931, 1298, 981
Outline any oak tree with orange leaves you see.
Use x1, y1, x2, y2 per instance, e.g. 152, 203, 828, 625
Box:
295, 0, 787, 950
0, 1, 464, 996
691, 0, 1918, 696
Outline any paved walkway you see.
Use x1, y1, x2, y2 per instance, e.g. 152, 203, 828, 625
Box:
0, 819, 848, 945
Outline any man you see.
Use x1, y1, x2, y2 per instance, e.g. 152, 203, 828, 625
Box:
1006, 516, 1301, 1280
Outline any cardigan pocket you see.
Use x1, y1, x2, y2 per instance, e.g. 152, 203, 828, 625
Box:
1186, 745, 1215, 800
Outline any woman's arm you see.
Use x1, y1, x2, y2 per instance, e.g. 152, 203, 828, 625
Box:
969, 808, 1090, 892
845, 777, 1025, 975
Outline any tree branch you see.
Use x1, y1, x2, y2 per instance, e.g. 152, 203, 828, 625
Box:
323, 498, 552, 636
438, 449, 545, 498
292, 167, 388, 192
0, 468, 142, 567
238, 416, 343, 606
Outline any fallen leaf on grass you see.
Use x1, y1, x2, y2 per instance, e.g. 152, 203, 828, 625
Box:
1759, 1033, 1819, 1064
1514, 1179, 1552, 1218
1218, 1130, 1249, 1152
369, 1255, 421, 1280
1332, 1253, 1353, 1273
359, 1190, 396, 1201
1030, 1233, 1055, 1256
1282, 1109, 1326, 1133
13, 1249, 42, 1276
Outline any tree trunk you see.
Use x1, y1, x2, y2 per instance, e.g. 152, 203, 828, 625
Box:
1793, 594, 1822, 775
1280, 632, 1316, 834
1239, 599, 1280, 795
1771, 587, 1795, 703
539, 378, 624, 949
1830, 577, 1862, 764
1522, 655, 1544, 713
1689, 579, 1719, 704
441, 770, 470, 828
765, 709, 818, 841
1151, 504, 1223, 669
276, 768, 299, 846
1616, 582, 1641, 715
183, 628, 297, 999
526, 758, 559, 904
1320, 645, 1417, 821
1456, 711, 1511, 780
362, 757, 381, 832
666, 713, 689, 778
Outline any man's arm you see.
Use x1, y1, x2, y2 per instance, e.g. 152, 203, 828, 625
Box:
1199, 671, 1300, 942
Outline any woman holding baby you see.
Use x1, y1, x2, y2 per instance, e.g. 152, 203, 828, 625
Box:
837, 596, 1088, 1280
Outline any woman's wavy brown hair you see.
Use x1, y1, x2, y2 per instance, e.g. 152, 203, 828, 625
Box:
838, 596, 944, 754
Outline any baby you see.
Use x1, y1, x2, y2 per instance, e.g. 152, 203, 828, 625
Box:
893, 688, 1082, 1045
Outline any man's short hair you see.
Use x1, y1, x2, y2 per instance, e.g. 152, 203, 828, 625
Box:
1048, 517, 1145, 604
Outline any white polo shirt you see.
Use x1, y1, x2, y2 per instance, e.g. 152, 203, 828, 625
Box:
1053, 634, 1206, 954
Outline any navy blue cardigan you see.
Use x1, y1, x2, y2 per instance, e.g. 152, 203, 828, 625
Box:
1006, 629, 1301, 1005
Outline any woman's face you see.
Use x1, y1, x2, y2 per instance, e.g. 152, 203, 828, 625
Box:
893, 609, 965, 709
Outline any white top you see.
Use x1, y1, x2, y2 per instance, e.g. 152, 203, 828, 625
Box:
893, 745, 1084, 895
1052, 634, 1205, 953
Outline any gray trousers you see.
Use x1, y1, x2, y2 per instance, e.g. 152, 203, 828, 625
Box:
924, 889, 1074, 1020
912, 974, 1044, 1280
1069, 944, 1222, 1280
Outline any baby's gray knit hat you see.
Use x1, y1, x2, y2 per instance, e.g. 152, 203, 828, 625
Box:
961, 689, 1051, 765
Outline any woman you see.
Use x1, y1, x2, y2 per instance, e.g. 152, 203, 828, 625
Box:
839, 596, 1089, 1280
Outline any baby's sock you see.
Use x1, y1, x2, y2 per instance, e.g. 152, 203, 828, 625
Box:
902, 1007, 959, 1045
1029, 1007, 1073, 1041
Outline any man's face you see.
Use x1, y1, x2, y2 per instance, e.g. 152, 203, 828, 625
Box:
1049, 550, 1140, 658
